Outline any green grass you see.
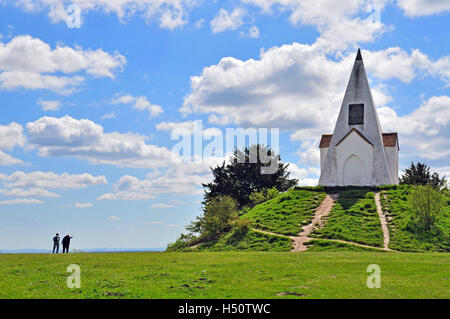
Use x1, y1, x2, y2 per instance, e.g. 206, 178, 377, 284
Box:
311, 189, 384, 247
242, 189, 326, 236
194, 229, 292, 252
0, 251, 448, 299
305, 239, 383, 252
380, 186, 450, 252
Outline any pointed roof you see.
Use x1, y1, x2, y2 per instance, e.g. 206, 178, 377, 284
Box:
356, 48, 362, 61
318, 48, 395, 185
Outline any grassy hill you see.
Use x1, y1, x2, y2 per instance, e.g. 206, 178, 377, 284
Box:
0, 251, 449, 299
179, 185, 449, 253
380, 186, 450, 252
310, 189, 384, 247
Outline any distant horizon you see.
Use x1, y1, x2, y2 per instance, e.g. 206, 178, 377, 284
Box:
0, 247, 166, 254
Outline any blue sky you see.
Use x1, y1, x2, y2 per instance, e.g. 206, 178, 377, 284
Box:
0, 0, 449, 250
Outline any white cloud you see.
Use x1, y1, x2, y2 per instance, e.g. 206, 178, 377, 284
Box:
37, 99, 61, 111
156, 120, 222, 138
112, 94, 163, 117
75, 202, 93, 208
242, 0, 391, 50
397, 0, 450, 17
12, 0, 200, 30
97, 159, 220, 200
181, 42, 355, 132
0, 198, 44, 205
152, 203, 174, 208
0, 171, 107, 190
0, 122, 26, 165
26, 116, 174, 168
107, 216, 120, 221
363, 47, 450, 85
0, 188, 61, 198
377, 95, 450, 160
0, 151, 24, 166
211, 8, 247, 33
0, 35, 126, 94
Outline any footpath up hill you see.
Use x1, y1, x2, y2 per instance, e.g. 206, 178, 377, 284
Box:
176, 186, 449, 252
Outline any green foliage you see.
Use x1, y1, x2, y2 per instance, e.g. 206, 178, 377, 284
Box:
243, 189, 326, 236
311, 189, 384, 247
408, 185, 445, 232
381, 186, 449, 252
400, 162, 447, 189
186, 196, 238, 239
166, 233, 198, 251
202, 145, 298, 207
195, 229, 292, 252
249, 187, 280, 206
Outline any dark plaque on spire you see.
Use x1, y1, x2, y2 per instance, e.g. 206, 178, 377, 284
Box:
348, 103, 364, 125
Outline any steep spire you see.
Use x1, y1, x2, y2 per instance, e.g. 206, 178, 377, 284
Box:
356, 48, 362, 61
318, 47, 394, 186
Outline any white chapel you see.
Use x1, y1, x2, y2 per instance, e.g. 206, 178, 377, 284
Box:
319, 49, 399, 186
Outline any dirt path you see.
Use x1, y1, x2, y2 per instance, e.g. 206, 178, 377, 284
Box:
290, 194, 337, 252
251, 228, 391, 251
374, 192, 390, 250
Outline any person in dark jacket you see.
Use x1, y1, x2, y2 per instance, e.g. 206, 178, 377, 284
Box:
62, 234, 73, 253
52, 233, 60, 254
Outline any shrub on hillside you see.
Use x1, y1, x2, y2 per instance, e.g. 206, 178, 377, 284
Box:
408, 185, 445, 232
186, 196, 238, 239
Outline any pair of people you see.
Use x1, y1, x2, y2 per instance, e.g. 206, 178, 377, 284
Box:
52, 233, 73, 253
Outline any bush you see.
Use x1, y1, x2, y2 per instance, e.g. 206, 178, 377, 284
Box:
186, 196, 238, 238
408, 185, 445, 232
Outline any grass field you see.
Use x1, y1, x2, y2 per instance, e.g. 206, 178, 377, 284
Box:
0, 251, 448, 299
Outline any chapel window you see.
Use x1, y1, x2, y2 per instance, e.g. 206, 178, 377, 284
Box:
349, 103, 364, 125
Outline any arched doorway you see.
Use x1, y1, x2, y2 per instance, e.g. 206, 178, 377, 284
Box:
343, 155, 365, 186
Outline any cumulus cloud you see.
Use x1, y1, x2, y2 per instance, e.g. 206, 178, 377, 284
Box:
26, 116, 175, 168
397, 0, 450, 17
378, 95, 450, 160
363, 47, 450, 85
0, 122, 26, 165
112, 94, 163, 117
0, 171, 107, 203
97, 158, 221, 200
11, 0, 199, 30
0, 171, 107, 190
181, 42, 354, 132
211, 8, 247, 33
241, 0, 391, 50
0, 35, 126, 94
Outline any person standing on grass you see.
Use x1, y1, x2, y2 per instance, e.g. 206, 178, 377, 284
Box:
52, 233, 60, 254
62, 234, 73, 253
